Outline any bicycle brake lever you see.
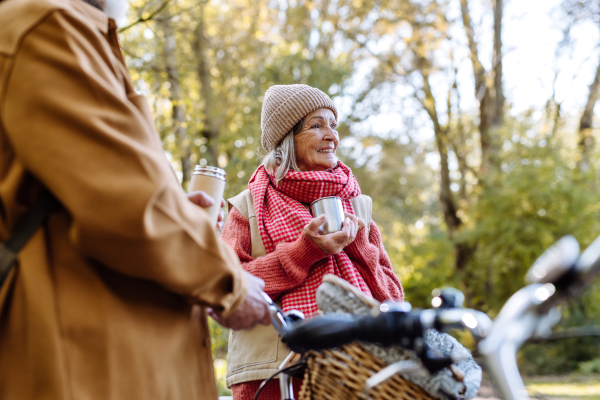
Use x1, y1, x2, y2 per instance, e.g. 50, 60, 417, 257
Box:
261, 292, 304, 336
285, 309, 305, 322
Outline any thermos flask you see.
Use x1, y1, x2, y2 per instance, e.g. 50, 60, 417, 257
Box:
188, 165, 226, 225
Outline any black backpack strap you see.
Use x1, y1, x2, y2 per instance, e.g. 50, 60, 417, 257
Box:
0, 190, 60, 286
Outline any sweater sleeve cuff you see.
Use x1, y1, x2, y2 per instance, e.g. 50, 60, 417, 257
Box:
278, 234, 329, 281
345, 227, 370, 258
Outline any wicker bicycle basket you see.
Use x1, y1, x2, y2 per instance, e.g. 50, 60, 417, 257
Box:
297, 342, 436, 400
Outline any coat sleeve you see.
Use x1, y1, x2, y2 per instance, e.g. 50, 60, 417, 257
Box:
344, 221, 404, 302
1, 10, 246, 316
221, 208, 328, 300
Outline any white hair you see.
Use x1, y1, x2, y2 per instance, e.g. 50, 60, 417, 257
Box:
262, 119, 304, 182
262, 129, 301, 183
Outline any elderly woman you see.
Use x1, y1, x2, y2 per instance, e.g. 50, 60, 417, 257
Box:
221, 84, 403, 400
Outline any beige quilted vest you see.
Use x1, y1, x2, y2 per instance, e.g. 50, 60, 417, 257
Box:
225, 189, 372, 387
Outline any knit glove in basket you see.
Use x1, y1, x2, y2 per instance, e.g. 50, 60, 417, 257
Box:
315, 274, 482, 400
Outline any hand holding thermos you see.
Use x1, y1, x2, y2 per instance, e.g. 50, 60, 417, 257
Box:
188, 165, 226, 230
186, 191, 226, 231
186, 164, 271, 330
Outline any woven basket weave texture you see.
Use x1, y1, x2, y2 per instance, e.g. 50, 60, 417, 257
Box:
298, 343, 436, 400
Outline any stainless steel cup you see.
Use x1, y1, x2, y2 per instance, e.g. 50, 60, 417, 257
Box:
188, 165, 226, 225
310, 196, 345, 235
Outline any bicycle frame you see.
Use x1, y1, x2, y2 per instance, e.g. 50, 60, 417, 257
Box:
278, 352, 298, 400
478, 284, 562, 399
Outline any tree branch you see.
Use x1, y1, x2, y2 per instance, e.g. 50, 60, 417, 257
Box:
118, 0, 171, 33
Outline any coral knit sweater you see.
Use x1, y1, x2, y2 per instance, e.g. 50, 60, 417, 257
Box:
221, 208, 404, 400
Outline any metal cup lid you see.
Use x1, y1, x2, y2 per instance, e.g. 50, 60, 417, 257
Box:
193, 165, 226, 180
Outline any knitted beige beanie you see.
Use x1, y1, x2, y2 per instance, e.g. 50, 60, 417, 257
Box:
261, 84, 338, 152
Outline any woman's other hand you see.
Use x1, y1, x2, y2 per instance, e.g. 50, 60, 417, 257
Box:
303, 213, 359, 255
186, 191, 226, 230
345, 212, 365, 233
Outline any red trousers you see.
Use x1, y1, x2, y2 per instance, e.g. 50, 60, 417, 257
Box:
232, 378, 302, 400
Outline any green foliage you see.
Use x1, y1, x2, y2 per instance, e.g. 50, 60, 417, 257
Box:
460, 118, 600, 313
578, 358, 600, 375
209, 318, 231, 395
120, 0, 352, 197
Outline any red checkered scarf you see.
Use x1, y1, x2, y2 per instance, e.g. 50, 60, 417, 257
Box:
248, 161, 372, 317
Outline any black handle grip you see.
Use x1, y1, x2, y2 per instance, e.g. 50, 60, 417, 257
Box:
283, 314, 358, 353
283, 311, 427, 353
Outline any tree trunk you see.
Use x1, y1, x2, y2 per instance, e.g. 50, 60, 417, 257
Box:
194, 4, 219, 166
454, 123, 470, 201
448, 72, 471, 199
460, 0, 494, 175
491, 0, 504, 128
419, 67, 460, 229
578, 59, 600, 173
418, 56, 477, 304
159, 16, 192, 184
420, 71, 477, 304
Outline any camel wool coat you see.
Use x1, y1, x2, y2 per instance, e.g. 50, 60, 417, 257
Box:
0, 0, 247, 398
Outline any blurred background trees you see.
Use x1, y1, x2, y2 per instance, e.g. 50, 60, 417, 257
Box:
118, 0, 600, 390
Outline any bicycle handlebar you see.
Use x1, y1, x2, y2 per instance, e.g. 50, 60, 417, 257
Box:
282, 304, 492, 373
284, 310, 456, 373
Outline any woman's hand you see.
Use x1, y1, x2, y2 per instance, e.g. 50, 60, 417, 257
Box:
303, 213, 362, 255
186, 191, 226, 231
347, 212, 366, 233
